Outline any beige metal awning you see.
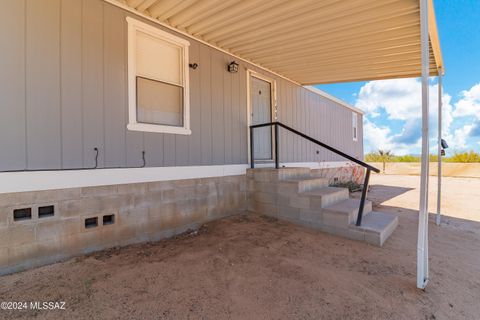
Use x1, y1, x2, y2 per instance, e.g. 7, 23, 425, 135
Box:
109, 0, 443, 84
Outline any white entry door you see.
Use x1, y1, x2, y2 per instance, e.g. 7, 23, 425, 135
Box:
251, 76, 273, 160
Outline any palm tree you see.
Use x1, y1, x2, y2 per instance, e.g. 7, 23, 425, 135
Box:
378, 149, 393, 173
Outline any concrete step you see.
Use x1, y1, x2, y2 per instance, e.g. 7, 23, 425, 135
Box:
246, 167, 398, 247
277, 177, 329, 194
247, 167, 311, 182
309, 168, 326, 178
300, 187, 349, 208
323, 198, 373, 226
252, 159, 275, 164
351, 211, 398, 246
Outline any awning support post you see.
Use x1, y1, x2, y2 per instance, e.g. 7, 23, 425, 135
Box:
436, 70, 443, 226
417, 0, 430, 289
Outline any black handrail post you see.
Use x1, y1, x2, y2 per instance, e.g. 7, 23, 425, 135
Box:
250, 126, 255, 169
356, 168, 371, 226
274, 122, 279, 169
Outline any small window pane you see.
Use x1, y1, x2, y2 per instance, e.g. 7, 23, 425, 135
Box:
136, 77, 183, 127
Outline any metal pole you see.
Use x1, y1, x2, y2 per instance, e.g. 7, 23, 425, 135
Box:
274, 123, 279, 169
356, 168, 371, 226
250, 126, 255, 169
417, 0, 430, 290
436, 70, 442, 226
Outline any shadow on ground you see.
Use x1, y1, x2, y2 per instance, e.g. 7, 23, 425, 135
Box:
367, 184, 415, 203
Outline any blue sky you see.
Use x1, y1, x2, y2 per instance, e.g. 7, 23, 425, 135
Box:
315, 0, 480, 155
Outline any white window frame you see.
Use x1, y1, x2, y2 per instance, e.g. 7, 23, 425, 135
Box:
126, 17, 191, 135
352, 112, 358, 141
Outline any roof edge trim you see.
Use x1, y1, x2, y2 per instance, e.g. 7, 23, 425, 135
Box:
304, 86, 364, 115
428, 0, 444, 72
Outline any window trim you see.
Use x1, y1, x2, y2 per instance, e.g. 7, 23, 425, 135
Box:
352, 112, 358, 142
126, 17, 191, 135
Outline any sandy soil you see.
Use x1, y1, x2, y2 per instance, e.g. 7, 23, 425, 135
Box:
368, 162, 480, 178
1, 175, 479, 320
370, 174, 480, 223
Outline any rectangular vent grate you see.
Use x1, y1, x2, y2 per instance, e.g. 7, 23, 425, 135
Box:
38, 205, 55, 218
13, 208, 32, 221
84, 217, 98, 229
102, 214, 115, 225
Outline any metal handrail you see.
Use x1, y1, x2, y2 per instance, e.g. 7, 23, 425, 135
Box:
249, 121, 379, 226
250, 122, 379, 173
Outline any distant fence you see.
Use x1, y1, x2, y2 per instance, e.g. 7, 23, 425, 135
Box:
367, 162, 480, 178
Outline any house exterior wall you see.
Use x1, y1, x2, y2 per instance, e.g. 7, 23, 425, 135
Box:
0, 0, 363, 172
0, 0, 364, 274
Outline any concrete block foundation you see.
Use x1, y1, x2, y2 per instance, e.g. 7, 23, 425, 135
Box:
0, 167, 398, 274
0, 175, 246, 275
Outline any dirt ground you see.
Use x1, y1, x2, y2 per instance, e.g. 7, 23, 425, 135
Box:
1, 175, 479, 320
368, 162, 480, 178
369, 174, 480, 223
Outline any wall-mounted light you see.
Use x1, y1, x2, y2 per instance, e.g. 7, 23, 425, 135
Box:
441, 139, 449, 157
441, 139, 449, 149
189, 63, 198, 70
227, 61, 239, 73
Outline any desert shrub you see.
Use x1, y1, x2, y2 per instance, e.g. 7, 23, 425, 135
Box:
366, 150, 480, 163
330, 181, 363, 193
365, 150, 393, 173
391, 155, 420, 162
444, 151, 480, 163
365, 152, 383, 162
365, 150, 393, 162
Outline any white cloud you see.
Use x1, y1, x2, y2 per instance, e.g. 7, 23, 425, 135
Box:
448, 125, 474, 150
356, 78, 422, 120
355, 78, 453, 132
355, 78, 456, 154
363, 118, 421, 156
453, 83, 480, 118
363, 119, 393, 151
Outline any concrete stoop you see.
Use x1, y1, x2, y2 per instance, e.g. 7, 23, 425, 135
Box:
247, 167, 398, 246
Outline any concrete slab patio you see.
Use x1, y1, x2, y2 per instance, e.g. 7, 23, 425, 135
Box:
0, 174, 479, 320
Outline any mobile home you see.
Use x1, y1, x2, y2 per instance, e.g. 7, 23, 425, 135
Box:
0, 0, 443, 283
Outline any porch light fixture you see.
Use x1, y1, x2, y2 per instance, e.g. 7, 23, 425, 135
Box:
227, 61, 239, 73
441, 139, 448, 149
441, 139, 448, 156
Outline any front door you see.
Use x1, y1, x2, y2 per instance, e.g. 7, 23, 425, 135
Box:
251, 76, 273, 160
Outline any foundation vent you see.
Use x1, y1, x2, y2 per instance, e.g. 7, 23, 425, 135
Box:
38, 205, 55, 218
85, 217, 98, 229
103, 214, 115, 225
13, 208, 32, 221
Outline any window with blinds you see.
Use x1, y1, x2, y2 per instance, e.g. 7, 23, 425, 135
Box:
127, 17, 191, 135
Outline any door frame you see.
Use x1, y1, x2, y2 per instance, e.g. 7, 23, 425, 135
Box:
246, 69, 277, 164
